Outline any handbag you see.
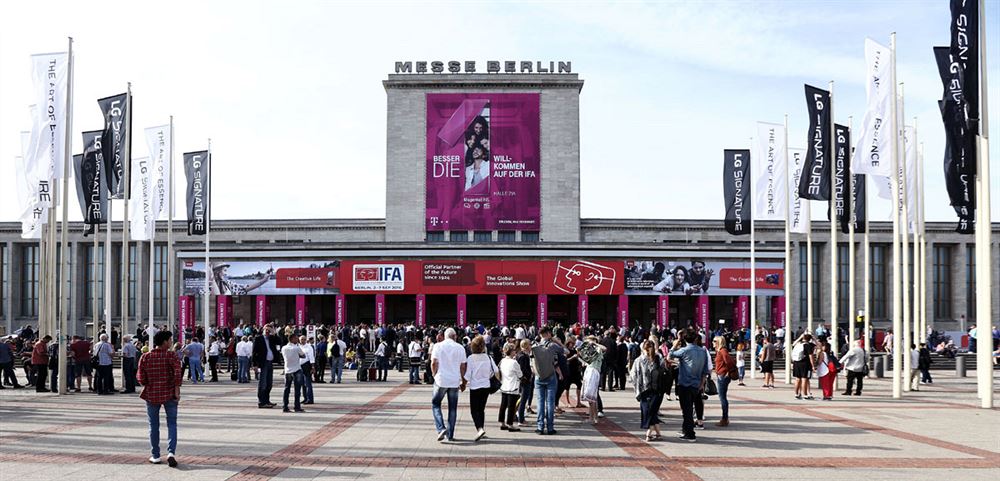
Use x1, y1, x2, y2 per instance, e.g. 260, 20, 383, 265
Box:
704, 377, 718, 396
488, 358, 502, 394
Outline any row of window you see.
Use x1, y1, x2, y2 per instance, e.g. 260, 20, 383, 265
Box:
426, 231, 539, 243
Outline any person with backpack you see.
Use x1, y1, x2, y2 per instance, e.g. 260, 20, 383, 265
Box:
630, 340, 666, 441
791, 333, 816, 400
712, 336, 737, 427
327, 334, 347, 383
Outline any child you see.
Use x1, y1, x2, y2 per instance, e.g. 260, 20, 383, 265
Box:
735, 342, 746, 386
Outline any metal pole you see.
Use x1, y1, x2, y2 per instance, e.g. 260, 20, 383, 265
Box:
901, 84, 912, 393
204, 139, 212, 344
783, 114, 793, 385
848, 116, 856, 349
889, 33, 902, 399
806, 216, 813, 335
167, 116, 175, 333
38, 222, 46, 337
917, 142, 926, 344
121, 83, 132, 344
975, 0, 993, 408
47, 185, 57, 338
750, 137, 758, 379
104, 202, 113, 337
863, 174, 871, 358
57, 37, 74, 395
829, 80, 839, 357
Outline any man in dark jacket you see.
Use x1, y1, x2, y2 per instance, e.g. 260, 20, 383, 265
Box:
600, 330, 618, 391
918, 343, 933, 385
252, 326, 281, 408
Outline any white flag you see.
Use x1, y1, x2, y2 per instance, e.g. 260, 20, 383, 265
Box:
752, 122, 788, 221
903, 126, 918, 233
788, 148, 810, 234
28, 52, 70, 180
144, 124, 172, 220
23, 106, 54, 211
15, 154, 46, 239
852, 38, 894, 178
130, 157, 154, 240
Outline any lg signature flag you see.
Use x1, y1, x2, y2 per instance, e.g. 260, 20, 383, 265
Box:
723, 149, 751, 236
98, 93, 130, 199
799, 85, 832, 201
184, 150, 210, 236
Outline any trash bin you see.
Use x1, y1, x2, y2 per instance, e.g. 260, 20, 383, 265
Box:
874, 355, 884, 378
956, 355, 966, 377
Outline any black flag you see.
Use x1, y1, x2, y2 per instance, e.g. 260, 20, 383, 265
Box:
71, 154, 94, 237
798, 84, 831, 201
827, 124, 851, 233
950, 0, 979, 132
184, 150, 210, 236
98, 93, 129, 199
723, 149, 751, 236
851, 174, 866, 234
81, 130, 109, 226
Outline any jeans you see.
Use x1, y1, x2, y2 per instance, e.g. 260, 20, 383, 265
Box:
188, 358, 204, 383
638, 390, 663, 429
409, 358, 421, 384
330, 357, 344, 383
920, 367, 933, 383
146, 400, 178, 458
257, 361, 274, 406
431, 386, 459, 440
1, 361, 20, 386
375, 356, 387, 381
122, 357, 137, 392
314, 356, 326, 381
534, 374, 558, 432
34, 364, 48, 391
208, 355, 219, 382
716, 376, 731, 420
499, 392, 520, 425
845, 369, 864, 394
237, 356, 250, 383
301, 363, 314, 402
517, 382, 532, 423
283, 371, 304, 410
677, 385, 699, 438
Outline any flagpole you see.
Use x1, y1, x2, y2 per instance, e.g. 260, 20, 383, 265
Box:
917, 141, 926, 344
57, 37, 74, 395
847, 115, 856, 351
806, 206, 814, 335
863, 173, 871, 358
47, 184, 57, 338
975, 0, 993, 409
900, 83, 912, 393
92, 227, 98, 337
749, 136, 758, 379
121, 82, 132, 344
889, 33, 903, 399
38, 222, 47, 337
167, 116, 175, 334
829, 80, 839, 358
783, 114, 793, 385
104, 201, 113, 338
204, 139, 212, 345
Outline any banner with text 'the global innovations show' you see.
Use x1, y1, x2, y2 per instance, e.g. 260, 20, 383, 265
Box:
425, 93, 540, 231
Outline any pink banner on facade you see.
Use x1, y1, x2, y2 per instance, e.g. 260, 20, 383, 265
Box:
178, 296, 193, 343
775, 296, 786, 328
577, 295, 588, 326
497, 294, 507, 327
537, 294, 548, 328
375, 294, 386, 326
457, 294, 467, 328
656, 296, 669, 329
617, 294, 629, 330
736, 296, 749, 329
217, 295, 232, 328
335, 294, 345, 326
415, 294, 426, 327
295, 295, 307, 327
255, 295, 268, 327
696, 295, 710, 330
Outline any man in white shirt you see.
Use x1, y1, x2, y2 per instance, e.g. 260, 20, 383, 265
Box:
327, 335, 348, 384
236, 336, 253, 383
374, 339, 388, 382
408, 337, 424, 385
515, 325, 526, 340
909, 344, 921, 391
281, 335, 306, 413
300, 339, 316, 404
431, 328, 467, 442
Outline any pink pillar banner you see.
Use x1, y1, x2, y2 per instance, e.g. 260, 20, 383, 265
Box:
217, 295, 231, 328
178, 295, 193, 343
255, 295, 268, 327
578, 295, 588, 327
415, 294, 426, 327
457, 294, 467, 328
295, 295, 307, 327
375, 294, 386, 326
335, 294, 346, 327
656, 296, 670, 329
696, 295, 710, 330
775, 296, 786, 328
736, 296, 749, 329
617, 294, 629, 330
537, 294, 548, 328
497, 294, 507, 327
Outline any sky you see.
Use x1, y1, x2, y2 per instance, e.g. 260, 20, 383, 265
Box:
1, 0, 998, 226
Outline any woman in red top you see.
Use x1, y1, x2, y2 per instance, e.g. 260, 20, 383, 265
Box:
31, 335, 51, 393
712, 336, 735, 427
816, 340, 837, 400
137, 331, 182, 467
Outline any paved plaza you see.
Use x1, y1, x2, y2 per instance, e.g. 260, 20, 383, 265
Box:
1, 368, 997, 481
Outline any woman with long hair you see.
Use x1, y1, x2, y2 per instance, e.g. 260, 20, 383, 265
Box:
712, 336, 735, 427
816, 340, 836, 400
631, 340, 665, 441
497, 343, 523, 432
577, 335, 606, 424
464, 335, 499, 441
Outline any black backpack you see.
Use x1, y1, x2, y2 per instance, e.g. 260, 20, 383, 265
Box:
652, 355, 669, 395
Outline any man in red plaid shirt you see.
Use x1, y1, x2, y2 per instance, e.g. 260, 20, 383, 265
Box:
137, 330, 182, 467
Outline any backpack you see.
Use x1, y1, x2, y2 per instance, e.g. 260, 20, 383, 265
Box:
331, 341, 341, 359
791, 343, 805, 362
651, 355, 668, 395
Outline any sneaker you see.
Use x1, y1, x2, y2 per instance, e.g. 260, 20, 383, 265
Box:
597, 412, 605, 418
535, 429, 545, 435
500, 424, 509, 430
167, 454, 177, 468
437, 430, 447, 441
677, 434, 696, 442
695, 422, 705, 430
508, 427, 520, 432
804, 395, 814, 400
294, 408, 306, 413
841, 392, 852, 396
546, 430, 558, 435
474, 429, 486, 442
283, 408, 292, 413
148, 457, 162, 464
795, 395, 803, 400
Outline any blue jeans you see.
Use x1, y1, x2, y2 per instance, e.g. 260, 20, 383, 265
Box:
146, 400, 178, 458
257, 361, 273, 406
431, 386, 459, 440
534, 374, 558, 432
188, 359, 204, 383
409, 359, 421, 384
330, 357, 344, 383
237, 356, 250, 383
301, 363, 314, 402
123, 357, 137, 391
283, 371, 304, 410
716, 376, 731, 420
517, 381, 533, 423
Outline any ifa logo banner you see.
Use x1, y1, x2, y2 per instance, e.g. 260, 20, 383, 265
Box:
353, 264, 405, 291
